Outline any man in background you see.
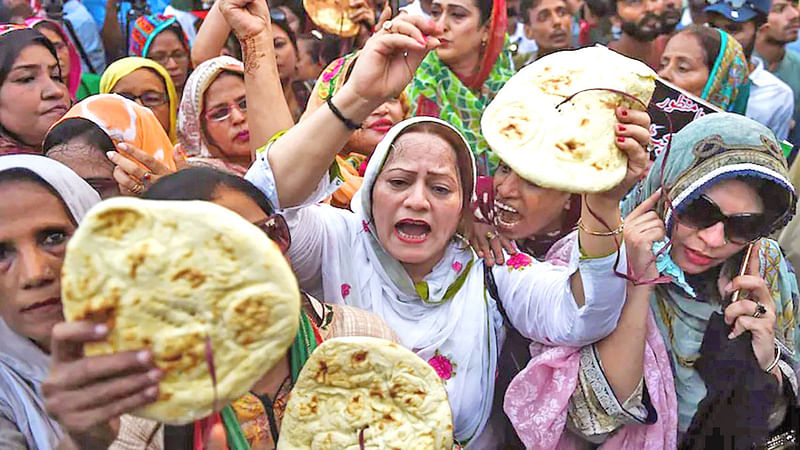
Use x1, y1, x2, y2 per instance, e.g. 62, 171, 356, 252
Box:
607, 0, 666, 68
516, 0, 573, 66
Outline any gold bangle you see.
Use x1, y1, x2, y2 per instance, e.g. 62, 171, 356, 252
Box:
577, 218, 624, 236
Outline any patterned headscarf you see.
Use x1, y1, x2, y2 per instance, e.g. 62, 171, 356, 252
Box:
700, 28, 750, 114
621, 113, 798, 432
0, 24, 27, 36
405, 0, 513, 169
25, 18, 81, 100
177, 56, 243, 158
129, 14, 189, 58
100, 57, 179, 143
51, 94, 178, 172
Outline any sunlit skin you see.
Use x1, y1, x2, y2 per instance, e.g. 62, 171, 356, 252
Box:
203, 73, 250, 166
0, 45, 69, 148
110, 68, 171, 134
616, 0, 665, 39
147, 30, 190, 95
670, 179, 764, 274
371, 131, 464, 282
430, 0, 489, 77
344, 98, 405, 156
273, 26, 298, 84
763, 0, 800, 44
492, 162, 571, 240
658, 32, 710, 97
524, 0, 573, 55
0, 180, 76, 353
36, 26, 71, 84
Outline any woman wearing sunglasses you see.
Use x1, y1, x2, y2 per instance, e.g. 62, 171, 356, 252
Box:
99, 57, 180, 144
42, 167, 399, 449
178, 56, 252, 176
505, 113, 799, 448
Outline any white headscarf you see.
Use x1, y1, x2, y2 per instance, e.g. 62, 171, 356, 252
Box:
0, 154, 100, 449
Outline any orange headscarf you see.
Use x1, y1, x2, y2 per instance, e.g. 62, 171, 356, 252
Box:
51, 94, 178, 171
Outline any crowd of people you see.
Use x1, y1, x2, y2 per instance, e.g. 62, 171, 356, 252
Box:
0, 0, 799, 445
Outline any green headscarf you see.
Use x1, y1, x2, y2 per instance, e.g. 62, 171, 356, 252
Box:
621, 112, 798, 432
700, 28, 751, 114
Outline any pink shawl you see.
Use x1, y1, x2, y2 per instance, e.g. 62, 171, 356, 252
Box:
504, 310, 677, 449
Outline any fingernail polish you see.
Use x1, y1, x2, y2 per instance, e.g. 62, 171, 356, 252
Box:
621, 109, 628, 116
617, 125, 626, 132
137, 350, 151, 364
94, 324, 108, 336
617, 136, 626, 143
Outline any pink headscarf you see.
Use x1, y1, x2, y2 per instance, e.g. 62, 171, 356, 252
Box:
24, 18, 81, 100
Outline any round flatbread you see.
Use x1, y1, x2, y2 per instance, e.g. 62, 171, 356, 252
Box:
482, 46, 657, 193
277, 337, 453, 450
61, 197, 300, 425
303, 0, 359, 37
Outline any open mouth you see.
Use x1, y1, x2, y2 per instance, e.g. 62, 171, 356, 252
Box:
395, 219, 431, 243
494, 200, 521, 229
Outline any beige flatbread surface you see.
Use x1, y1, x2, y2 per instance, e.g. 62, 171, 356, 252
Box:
482, 46, 657, 193
303, 0, 359, 37
61, 197, 300, 425
277, 337, 453, 450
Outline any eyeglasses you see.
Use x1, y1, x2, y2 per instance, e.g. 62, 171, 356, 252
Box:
677, 195, 765, 244
270, 10, 287, 22
205, 97, 247, 122
115, 91, 169, 107
253, 215, 291, 253
148, 51, 189, 67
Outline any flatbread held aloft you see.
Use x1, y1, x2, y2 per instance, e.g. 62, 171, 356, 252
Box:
61, 197, 301, 425
278, 337, 453, 450
304, 0, 360, 37
482, 46, 657, 193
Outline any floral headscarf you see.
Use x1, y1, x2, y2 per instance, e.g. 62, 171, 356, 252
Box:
177, 56, 243, 158
405, 0, 513, 169
621, 112, 798, 432
24, 18, 81, 100
51, 94, 178, 172
700, 28, 750, 114
100, 56, 179, 143
129, 14, 190, 58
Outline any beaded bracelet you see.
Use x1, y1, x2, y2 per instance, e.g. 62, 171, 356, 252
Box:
577, 218, 624, 236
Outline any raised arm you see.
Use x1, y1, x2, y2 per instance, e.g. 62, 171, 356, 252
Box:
218, 0, 440, 207
217, 0, 295, 152
191, 2, 233, 67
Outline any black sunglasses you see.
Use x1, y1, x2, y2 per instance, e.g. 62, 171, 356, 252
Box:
253, 214, 291, 254
677, 195, 765, 244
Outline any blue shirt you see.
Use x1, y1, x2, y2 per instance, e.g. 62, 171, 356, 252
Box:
63, 0, 106, 73
81, 0, 170, 29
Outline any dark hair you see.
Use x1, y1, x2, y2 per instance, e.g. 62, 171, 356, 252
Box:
43, 118, 116, 155
0, 28, 60, 89
148, 23, 190, 54
143, 167, 276, 216
679, 24, 723, 73
584, 0, 612, 18
478, 0, 494, 24
520, 0, 570, 23
272, 17, 298, 51
298, 33, 341, 66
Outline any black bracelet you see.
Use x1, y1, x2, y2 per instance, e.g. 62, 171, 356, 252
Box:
326, 96, 361, 130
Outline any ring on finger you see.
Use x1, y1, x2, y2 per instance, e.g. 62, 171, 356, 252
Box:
486, 231, 497, 241
382, 20, 393, 32
130, 182, 144, 195
753, 302, 767, 319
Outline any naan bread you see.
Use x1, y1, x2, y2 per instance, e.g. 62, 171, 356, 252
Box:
482, 46, 657, 193
61, 197, 300, 425
304, 0, 359, 37
277, 337, 453, 450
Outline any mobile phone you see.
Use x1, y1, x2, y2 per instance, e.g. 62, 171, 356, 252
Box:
729, 242, 755, 303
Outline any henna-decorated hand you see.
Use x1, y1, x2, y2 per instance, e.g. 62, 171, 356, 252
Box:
218, 0, 273, 39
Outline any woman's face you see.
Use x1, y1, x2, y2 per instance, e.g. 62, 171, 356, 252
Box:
0, 180, 75, 351
0, 44, 69, 147
273, 26, 298, 83
431, 0, 489, 71
203, 73, 250, 161
111, 68, 171, 135
493, 162, 571, 240
37, 27, 70, 81
345, 98, 405, 156
658, 32, 710, 98
670, 179, 764, 275
371, 130, 463, 280
147, 30, 190, 94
